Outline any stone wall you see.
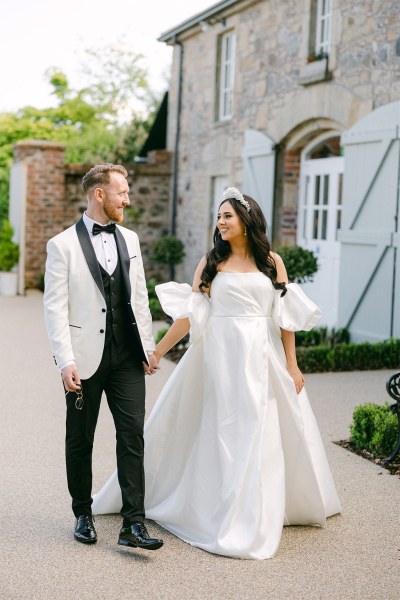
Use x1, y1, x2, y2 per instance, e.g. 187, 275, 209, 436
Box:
165, 0, 400, 281
13, 141, 172, 289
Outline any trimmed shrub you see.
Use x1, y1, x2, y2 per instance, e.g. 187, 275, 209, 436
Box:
328, 339, 400, 372
296, 327, 328, 347
296, 345, 331, 373
146, 278, 165, 320
296, 338, 400, 373
150, 235, 185, 265
349, 403, 398, 457
0, 220, 19, 271
296, 327, 350, 348
276, 245, 318, 283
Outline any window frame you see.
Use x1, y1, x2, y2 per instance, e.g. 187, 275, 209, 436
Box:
315, 0, 333, 55
217, 31, 236, 122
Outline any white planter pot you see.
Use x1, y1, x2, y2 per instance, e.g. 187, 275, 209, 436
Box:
0, 271, 18, 296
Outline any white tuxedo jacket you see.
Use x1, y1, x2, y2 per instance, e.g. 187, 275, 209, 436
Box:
44, 218, 155, 380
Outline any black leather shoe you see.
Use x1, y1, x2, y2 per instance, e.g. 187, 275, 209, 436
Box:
118, 521, 163, 550
74, 514, 97, 544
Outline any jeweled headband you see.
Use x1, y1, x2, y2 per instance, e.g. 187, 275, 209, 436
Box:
222, 187, 251, 212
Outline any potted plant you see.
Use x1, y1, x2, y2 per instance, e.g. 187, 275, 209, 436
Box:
0, 220, 19, 296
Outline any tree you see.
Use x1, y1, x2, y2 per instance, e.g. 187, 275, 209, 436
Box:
0, 43, 160, 222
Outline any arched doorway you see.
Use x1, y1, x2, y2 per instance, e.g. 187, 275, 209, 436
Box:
297, 133, 344, 327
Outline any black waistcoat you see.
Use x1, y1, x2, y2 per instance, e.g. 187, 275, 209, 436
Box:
99, 259, 142, 364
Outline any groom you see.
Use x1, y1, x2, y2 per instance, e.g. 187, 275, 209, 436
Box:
44, 164, 163, 550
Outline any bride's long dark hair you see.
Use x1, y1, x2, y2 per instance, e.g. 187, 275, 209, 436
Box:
200, 193, 287, 296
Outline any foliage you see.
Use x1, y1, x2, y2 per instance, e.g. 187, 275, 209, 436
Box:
349, 403, 398, 457
276, 245, 318, 283
296, 346, 331, 373
156, 327, 170, 345
146, 278, 165, 320
296, 338, 400, 373
296, 327, 350, 347
155, 325, 190, 351
328, 339, 400, 371
0, 220, 19, 271
0, 43, 161, 222
150, 235, 185, 266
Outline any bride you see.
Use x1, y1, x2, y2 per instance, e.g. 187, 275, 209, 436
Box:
92, 187, 341, 560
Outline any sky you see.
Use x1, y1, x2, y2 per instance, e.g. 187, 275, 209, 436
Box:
0, 0, 215, 112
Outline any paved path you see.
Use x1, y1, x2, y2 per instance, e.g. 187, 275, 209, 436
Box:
1, 291, 399, 600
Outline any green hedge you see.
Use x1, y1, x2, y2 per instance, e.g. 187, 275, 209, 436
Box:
295, 327, 350, 347
349, 403, 398, 456
146, 278, 165, 320
297, 338, 400, 373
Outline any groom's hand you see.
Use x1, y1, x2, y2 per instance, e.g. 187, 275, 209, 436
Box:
143, 353, 160, 376
62, 364, 81, 392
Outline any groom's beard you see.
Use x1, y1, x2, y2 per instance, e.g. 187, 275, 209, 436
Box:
103, 197, 125, 223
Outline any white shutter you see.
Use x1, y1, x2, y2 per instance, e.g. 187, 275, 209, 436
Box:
338, 101, 400, 341
241, 129, 276, 232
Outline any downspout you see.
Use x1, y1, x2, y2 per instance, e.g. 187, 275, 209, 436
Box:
390, 128, 400, 336
171, 37, 184, 280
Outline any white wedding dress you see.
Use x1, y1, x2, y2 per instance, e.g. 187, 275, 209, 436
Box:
92, 273, 341, 559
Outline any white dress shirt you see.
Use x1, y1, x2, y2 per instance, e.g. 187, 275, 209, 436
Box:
82, 213, 118, 275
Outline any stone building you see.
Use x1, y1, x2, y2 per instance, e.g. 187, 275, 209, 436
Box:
159, 0, 400, 341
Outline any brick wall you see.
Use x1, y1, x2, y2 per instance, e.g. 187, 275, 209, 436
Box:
13, 141, 172, 289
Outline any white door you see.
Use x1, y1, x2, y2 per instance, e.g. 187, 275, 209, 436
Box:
338, 101, 400, 341
297, 157, 344, 328
241, 129, 276, 232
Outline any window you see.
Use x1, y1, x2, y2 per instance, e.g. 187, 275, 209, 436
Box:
315, 0, 332, 55
217, 31, 236, 121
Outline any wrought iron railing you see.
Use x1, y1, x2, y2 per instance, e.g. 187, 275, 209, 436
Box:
381, 372, 400, 467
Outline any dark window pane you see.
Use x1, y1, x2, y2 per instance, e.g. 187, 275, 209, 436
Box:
313, 210, 319, 239
315, 175, 321, 205
321, 210, 327, 240
338, 174, 343, 206
323, 175, 329, 204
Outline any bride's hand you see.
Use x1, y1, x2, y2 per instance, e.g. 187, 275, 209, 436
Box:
287, 363, 305, 395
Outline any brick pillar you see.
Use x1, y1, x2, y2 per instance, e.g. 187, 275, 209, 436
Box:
13, 140, 66, 288
280, 150, 300, 246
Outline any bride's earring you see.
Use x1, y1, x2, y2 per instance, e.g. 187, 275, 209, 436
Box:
244, 227, 247, 236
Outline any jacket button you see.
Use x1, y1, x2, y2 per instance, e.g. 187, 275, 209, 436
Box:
132, 322, 136, 325
102, 309, 106, 313
100, 329, 104, 333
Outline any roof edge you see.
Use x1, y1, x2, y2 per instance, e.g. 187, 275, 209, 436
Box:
158, 0, 242, 42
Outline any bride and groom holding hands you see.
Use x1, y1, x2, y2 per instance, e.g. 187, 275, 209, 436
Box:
44, 163, 341, 561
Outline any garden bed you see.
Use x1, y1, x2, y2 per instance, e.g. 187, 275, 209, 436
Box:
335, 439, 400, 477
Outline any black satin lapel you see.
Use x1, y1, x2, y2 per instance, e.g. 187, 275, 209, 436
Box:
114, 227, 132, 298
75, 218, 105, 301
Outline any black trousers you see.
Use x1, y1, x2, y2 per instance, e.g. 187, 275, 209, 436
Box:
65, 343, 145, 521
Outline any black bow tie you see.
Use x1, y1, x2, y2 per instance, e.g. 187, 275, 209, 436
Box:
92, 222, 116, 236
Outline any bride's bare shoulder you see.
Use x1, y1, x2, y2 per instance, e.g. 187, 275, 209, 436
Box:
269, 252, 288, 283
192, 255, 209, 293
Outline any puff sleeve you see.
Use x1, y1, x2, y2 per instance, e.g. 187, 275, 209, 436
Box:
273, 283, 322, 332
155, 282, 211, 343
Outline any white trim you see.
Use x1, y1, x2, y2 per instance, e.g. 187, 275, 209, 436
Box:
218, 31, 236, 121
301, 130, 342, 161
315, 0, 332, 55
158, 0, 244, 42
